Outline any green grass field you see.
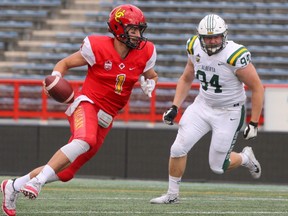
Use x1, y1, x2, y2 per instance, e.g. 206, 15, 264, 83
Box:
1, 176, 288, 215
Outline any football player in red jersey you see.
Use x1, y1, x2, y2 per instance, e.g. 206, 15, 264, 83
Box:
1, 4, 158, 215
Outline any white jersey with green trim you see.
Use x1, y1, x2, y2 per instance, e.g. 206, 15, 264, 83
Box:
186, 36, 250, 108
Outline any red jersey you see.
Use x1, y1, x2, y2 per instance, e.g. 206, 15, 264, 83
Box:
79, 35, 156, 116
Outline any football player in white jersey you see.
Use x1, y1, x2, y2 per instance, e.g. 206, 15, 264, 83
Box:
150, 14, 264, 204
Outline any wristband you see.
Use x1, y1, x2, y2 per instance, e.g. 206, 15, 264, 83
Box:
51, 71, 62, 77
249, 121, 258, 127
171, 105, 178, 111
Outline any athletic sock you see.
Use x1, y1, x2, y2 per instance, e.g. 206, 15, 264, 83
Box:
46, 174, 59, 183
13, 174, 30, 191
240, 152, 249, 166
167, 175, 181, 194
35, 165, 56, 185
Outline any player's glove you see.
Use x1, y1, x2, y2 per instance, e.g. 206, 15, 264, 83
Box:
243, 121, 258, 140
163, 105, 178, 125
140, 76, 155, 97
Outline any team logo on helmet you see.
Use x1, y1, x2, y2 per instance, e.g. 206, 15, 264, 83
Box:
107, 4, 148, 49
115, 8, 125, 23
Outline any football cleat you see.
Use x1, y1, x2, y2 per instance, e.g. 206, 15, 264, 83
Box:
1, 179, 19, 216
242, 146, 261, 179
20, 177, 42, 200
150, 193, 179, 204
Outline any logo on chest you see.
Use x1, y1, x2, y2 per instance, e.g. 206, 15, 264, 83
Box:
196, 54, 201, 63
104, 61, 127, 71
104, 60, 112, 71
119, 63, 125, 70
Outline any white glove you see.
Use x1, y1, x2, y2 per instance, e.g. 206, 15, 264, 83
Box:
51, 71, 62, 77
140, 76, 155, 97
243, 122, 258, 140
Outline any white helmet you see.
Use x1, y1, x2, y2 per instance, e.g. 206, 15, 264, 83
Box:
197, 14, 228, 55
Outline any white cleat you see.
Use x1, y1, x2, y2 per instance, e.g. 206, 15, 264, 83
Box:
242, 146, 261, 179
20, 177, 42, 200
1, 179, 19, 216
150, 193, 179, 204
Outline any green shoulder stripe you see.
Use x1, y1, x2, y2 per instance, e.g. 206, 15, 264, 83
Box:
186, 36, 198, 55
227, 46, 248, 66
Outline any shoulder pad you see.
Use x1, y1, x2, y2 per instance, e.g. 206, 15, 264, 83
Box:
227, 46, 249, 66
186, 35, 198, 55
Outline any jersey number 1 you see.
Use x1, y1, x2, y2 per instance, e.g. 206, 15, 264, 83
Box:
115, 74, 126, 94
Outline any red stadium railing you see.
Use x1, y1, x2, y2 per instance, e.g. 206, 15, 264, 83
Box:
0, 79, 287, 124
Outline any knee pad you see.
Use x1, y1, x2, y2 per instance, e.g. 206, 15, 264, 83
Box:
57, 169, 74, 182
210, 158, 230, 175
209, 150, 231, 175
210, 166, 224, 175
60, 139, 90, 163
170, 143, 187, 158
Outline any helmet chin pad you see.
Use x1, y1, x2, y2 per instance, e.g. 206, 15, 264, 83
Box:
200, 37, 225, 56
118, 35, 147, 49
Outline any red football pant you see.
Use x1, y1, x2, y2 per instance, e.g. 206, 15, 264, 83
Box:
57, 101, 112, 182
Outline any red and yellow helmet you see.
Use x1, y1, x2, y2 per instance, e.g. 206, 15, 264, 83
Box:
107, 4, 147, 49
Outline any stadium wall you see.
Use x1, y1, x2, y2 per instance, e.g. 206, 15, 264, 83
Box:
0, 123, 287, 184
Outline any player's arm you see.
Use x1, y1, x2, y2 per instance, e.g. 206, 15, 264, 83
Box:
143, 68, 158, 83
43, 51, 88, 95
172, 57, 195, 108
140, 68, 158, 97
53, 51, 88, 77
236, 63, 264, 124
163, 57, 195, 125
140, 44, 158, 97
236, 63, 264, 139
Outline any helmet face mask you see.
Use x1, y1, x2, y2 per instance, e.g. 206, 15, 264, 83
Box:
107, 4, 148, 49
119, 23, 147, 49
197, 14, 228, 56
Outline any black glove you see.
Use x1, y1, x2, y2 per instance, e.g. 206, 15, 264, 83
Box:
163, 105, 178, 125
243, 121, 258, 140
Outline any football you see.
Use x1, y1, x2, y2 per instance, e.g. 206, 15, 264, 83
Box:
44, 75, 74, 104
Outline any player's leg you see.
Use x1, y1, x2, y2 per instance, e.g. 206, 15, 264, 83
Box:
17, 104, 112, 201
57, 124, 111, 182
227, 106, 261, 179
57, 101, 112, 181
208, 106, 261, 178
208, 106, 244, 174
2, 123, 109, 215
150, 101, 210, 204
1, 165, 53, 216
20, 102, 95, 199
1, 163, 59, 215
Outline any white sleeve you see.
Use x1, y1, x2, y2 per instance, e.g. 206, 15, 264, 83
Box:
143, 45, 156, 72
80, 37, 96, 66
233, 51, 252, 72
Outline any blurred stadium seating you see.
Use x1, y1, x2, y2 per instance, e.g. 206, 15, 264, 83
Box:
0, 0, 287, 82
0, 0, 287, 122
